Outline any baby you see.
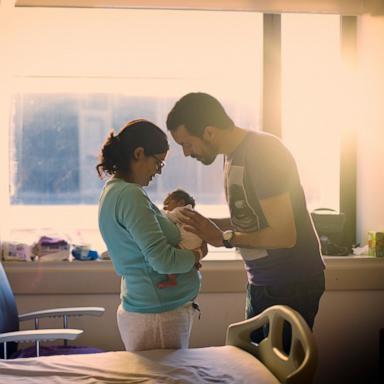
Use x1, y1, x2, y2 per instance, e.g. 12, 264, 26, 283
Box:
158, 189, 203, 289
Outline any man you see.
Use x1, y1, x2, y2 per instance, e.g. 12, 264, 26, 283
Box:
166, 92, 325, 341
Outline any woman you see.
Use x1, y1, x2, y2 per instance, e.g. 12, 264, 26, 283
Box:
96, 119, 206, 351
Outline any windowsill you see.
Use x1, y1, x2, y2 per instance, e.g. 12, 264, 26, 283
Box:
3, 254, 384, 295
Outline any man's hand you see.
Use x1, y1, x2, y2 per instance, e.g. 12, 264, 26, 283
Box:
179, 209, 224, 247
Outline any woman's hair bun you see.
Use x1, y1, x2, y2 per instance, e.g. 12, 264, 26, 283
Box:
96, 119, 169, 178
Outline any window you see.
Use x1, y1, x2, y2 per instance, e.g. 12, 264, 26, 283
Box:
281, 13, 342, 212
11, 91, 261, 206
0, 5, 344, 251
1, 7, 262, 249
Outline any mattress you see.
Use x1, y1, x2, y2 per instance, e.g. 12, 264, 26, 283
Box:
0, 345, 280, 384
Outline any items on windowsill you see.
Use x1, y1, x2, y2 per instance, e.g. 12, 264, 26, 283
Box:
33, 236, 70, 262
352, 244, 369, 256
1, 230, 106, 262
311, 208, 350, 256
100, 251, 110, 260
318, 235, 350, 256
368, 231, 384, 257
71, 245, 99, 261
1, 242, 34, 262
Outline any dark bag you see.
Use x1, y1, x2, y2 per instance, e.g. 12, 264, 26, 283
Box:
311, 208, 348, 255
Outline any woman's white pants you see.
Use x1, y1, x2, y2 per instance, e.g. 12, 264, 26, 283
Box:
117, 302, 196, 351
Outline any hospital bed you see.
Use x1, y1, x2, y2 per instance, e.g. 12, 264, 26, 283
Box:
0, 305, 317, 384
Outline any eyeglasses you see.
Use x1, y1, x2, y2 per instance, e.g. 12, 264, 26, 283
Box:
151, 155, 166, 172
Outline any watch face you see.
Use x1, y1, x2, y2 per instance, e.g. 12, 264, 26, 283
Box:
223, 230, 234, 248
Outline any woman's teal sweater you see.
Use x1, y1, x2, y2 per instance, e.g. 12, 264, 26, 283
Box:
98, 178, 200, 313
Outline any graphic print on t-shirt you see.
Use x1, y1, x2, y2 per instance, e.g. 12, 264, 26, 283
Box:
226, 165, 261, 232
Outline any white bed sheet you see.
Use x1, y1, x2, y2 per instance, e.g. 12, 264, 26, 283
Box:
0, 346, 280, 384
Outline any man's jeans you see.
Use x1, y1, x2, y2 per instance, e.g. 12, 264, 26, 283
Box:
245, 272, 325, 351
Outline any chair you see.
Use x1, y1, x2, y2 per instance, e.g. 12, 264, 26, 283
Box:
0, 262, 105, 359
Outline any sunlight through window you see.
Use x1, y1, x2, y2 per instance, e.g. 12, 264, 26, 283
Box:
0, 6, 342, 250
282, 13, 341, 211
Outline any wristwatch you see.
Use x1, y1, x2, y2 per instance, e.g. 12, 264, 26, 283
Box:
222, 230, 235, 248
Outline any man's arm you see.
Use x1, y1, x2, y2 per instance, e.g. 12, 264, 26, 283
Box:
209, 218, 232, 231
232, 192, 296, 249
180, 192, 297, 249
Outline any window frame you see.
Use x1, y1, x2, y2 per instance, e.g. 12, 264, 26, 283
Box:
262, 13, 357, 247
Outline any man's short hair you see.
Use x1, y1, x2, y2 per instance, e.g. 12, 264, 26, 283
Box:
166, 92, 234, 137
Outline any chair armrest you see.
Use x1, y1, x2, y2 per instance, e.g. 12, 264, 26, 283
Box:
0, 329, 83, 344
19, 307, 105, 322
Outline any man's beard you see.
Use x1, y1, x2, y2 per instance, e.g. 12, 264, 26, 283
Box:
196, 140, 217, 165
199, 155, 216, 165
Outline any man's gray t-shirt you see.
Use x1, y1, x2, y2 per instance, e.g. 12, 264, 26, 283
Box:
225, 131, 325, 285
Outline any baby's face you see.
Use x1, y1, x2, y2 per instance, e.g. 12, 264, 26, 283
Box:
163, 196, 185, 211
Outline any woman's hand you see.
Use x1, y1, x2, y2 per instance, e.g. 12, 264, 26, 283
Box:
180, 209, 224, 247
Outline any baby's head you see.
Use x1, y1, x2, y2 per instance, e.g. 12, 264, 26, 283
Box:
163, 189, 196, 211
